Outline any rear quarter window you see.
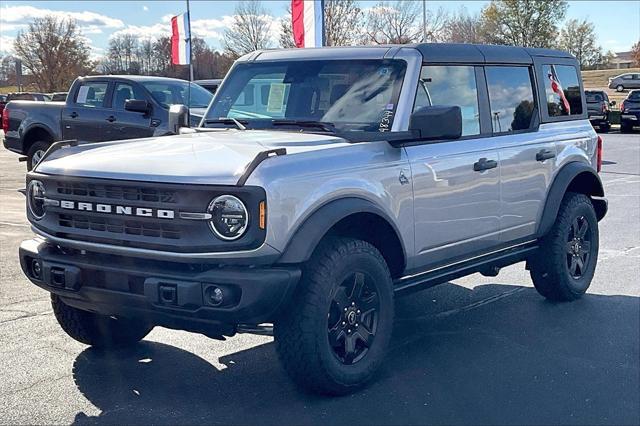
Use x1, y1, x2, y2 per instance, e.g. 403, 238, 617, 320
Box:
543, 65, 583, 117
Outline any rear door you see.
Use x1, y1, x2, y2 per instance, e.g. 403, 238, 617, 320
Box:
61, 80, 112, 142
105, 81, 154, 140
406, 64, 501, 269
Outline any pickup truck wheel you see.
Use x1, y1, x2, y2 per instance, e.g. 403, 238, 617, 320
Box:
598, 122, 610, 133
274, 238, 394, 395
51, 295, 153, 348
529, 192, 599, 301
620, 123, 633, 133
27, 141, 51, 171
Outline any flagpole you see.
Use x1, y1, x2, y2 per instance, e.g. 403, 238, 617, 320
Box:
186, 0, 193, 124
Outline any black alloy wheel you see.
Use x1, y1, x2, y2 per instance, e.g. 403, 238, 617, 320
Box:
328, 271, 379, 365
566, 215, 592, 279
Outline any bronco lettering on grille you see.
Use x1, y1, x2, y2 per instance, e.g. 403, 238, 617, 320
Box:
59, 200, 175, 219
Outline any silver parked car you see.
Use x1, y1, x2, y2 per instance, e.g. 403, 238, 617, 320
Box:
608, 72, 640, 92
19, 43, 607, 395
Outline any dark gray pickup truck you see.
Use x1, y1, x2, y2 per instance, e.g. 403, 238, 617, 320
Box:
2, 75, 212, 169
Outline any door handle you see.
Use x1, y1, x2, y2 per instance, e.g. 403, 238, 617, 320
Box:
106, 116, 116, 123
473, 158, 498, 172
536, 149, 556, 162
69, 112, 78, 118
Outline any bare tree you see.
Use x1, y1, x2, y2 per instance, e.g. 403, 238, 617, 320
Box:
559, 19, 603, 69
442, 7, 484, 44
631, 41, 640, 67
279, 6, 297, 48
480, 0, 568, 48
364, 1, 421, 44
223, 0, 273, 57
13, 15, 93, 92
324, 0, 363, 46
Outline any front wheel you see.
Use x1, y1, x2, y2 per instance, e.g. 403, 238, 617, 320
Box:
616, 84, 624, 92
275, 238, 394, 395
51, 295, 153, 348
529, 192, 599, 301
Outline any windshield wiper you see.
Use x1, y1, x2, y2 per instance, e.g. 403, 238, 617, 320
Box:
205, 117, 247, 130
271, 119, 336, 133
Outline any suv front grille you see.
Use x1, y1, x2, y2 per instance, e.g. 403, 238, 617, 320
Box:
56, 182, 177, 204
59, 213, 181, 240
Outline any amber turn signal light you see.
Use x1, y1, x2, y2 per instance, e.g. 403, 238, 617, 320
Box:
259, 201, 266, 229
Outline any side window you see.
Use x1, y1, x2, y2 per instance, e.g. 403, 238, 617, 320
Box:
414, 65, 480, 136
75, 82, 108, 108
486, 66, 536, 133
113, 83, 146, 110
542, 64, 583, 117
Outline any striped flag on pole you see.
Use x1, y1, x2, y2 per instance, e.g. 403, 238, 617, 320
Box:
171, 12, 191, 65
547, 65, 571, 114
291, 0, 324, 48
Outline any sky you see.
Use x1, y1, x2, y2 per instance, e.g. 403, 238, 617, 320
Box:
1, 0, 639, 58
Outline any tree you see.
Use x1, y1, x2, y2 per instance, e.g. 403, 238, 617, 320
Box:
480, 0, 568, 48
324, 0, 363, 46
223, 0, 273, 57
559, 19, 603, 69
442, 7, 485, 44
632, 42, 640, 67
279, 5, 298, 48
364, 0, 421, 44
13, 15, 93, 92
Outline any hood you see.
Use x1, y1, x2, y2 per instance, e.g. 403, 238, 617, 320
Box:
35, 129, 350, 185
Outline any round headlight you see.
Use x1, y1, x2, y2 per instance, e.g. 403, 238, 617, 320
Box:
27, 180, 46, 220
208, 195, 249, 240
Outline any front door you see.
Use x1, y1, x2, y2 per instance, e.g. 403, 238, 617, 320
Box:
106, 82, 154, 140
407, 64, 500, 270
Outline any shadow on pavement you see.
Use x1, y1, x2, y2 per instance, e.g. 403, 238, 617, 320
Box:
71, 283, 640, 425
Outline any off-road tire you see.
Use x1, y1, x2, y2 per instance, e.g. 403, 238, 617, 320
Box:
27, 140, 51, 171
275, 238, 394, 395
51, 295, 153, 347
529, 192, 599, 301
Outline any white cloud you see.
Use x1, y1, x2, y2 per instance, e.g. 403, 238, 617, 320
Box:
0, 5, 123, 29
143, 5, 149, 12
0, 34, 15, 54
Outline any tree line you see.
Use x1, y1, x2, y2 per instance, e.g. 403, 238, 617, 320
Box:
2, 0, 639, 92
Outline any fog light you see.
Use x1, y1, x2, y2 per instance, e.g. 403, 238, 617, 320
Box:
31, 259, 42, 279
206, 286, 224, 306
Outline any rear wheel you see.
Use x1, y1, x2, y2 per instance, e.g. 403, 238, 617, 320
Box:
529, 192, 599, 301
51, 295, 153, 348
27, 140, 51, 171
275, 238, 394, 395
599, 122, 610, 133
620, 122, 633, 133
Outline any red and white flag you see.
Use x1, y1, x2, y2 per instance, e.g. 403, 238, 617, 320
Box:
171, 12, 191, 65
291, 0, 324, 48
548, 65, 570, 114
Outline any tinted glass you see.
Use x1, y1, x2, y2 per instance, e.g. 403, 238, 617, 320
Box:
414, 65, 479, 136
586, 92, 603, 103
543, 65, 583, 117
75, 82, 108, 108
486, 66, 536, 133
113, 83, 147, 110
628, 91, 640, 101
207, 60, 407, 132
141, 81, 212, 109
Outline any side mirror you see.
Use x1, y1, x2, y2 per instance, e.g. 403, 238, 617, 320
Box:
168, 104, 189, 134
125, 99, 150, 114
409, 106, 462, 141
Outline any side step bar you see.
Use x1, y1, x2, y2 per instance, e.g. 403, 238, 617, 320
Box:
393, 243, 539, 296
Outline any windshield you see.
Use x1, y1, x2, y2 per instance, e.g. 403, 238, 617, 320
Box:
585, 92, 603, 103
205, 59, 407, 132
628, 91, 640, 101
141, 81, 213, 109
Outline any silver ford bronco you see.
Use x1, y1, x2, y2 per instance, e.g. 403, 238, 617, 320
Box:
19, 43, 607, 395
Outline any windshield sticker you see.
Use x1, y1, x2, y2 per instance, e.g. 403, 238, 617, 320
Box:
76, 86, 90, 104
385, 103, 394, 110
267, 83, 286, 113
378, 110, 394, 132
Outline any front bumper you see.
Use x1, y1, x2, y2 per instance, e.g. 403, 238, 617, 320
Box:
19, 238, 301, 335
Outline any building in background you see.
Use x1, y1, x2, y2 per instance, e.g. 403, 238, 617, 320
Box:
612, 51, 635, 69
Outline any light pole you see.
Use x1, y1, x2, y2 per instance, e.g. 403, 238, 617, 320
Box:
422, 0, 427, 42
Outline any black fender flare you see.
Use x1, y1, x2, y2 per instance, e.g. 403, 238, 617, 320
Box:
537, 161, 606, 238
277, 197, 407, 266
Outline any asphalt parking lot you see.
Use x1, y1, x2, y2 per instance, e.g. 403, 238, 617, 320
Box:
1, 132, 638, 425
